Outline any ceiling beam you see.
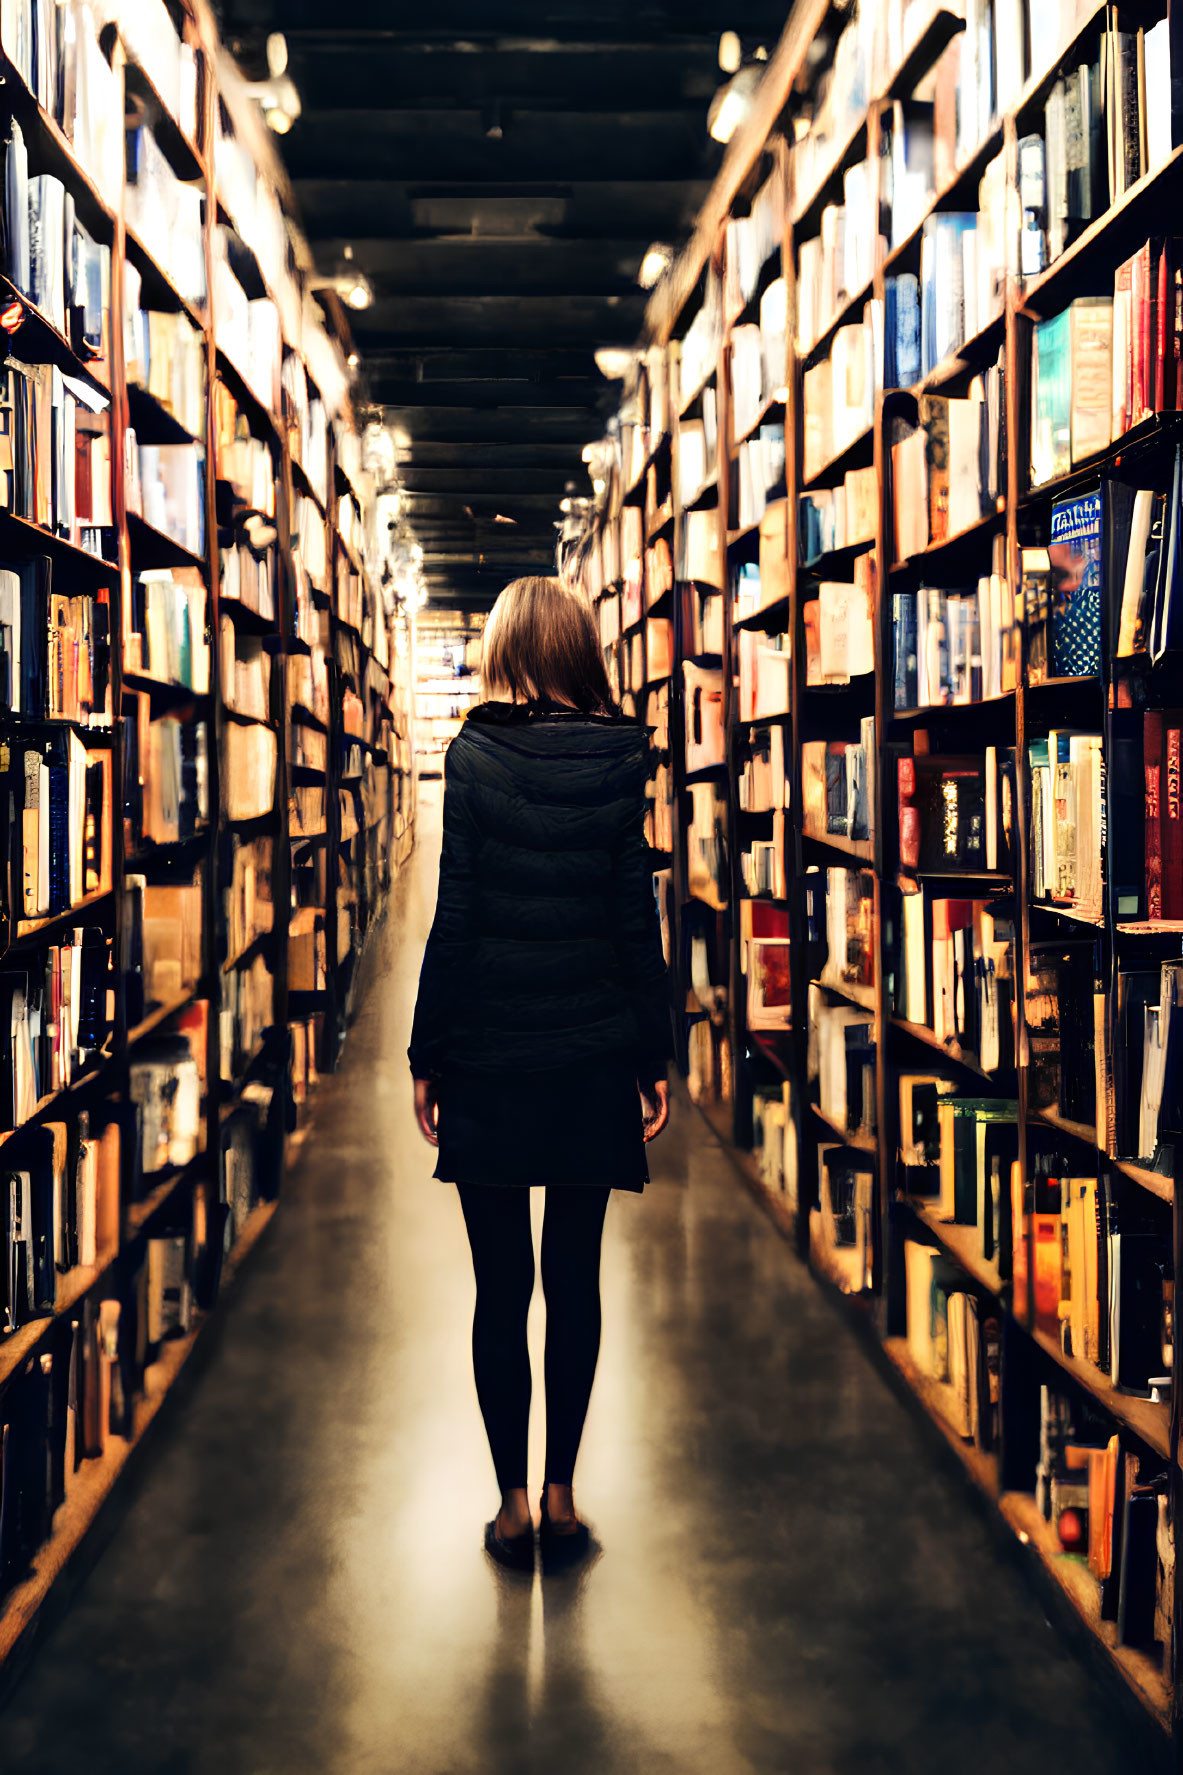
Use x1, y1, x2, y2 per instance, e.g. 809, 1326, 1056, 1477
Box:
383, 410, 600, 444
314, 238, 652, 299
399, 469, 573, 494
353, 296, 645, 349
221, 2, 788, 37
363, 379, 605, 408
280, 112, 715, 184
286, 44, 720, 111
290, 180, 712, 244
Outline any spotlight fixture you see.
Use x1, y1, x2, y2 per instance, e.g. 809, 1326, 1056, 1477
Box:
593, 347, 637, 380
637, 243, 673, 289
708, 60, 763, 144
310, 246, 374, 312
243, 33, 301, 135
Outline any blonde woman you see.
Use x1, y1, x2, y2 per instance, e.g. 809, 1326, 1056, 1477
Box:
409, 576, 671, 1573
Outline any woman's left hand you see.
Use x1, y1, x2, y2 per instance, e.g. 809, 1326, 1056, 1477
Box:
413, 1078, 440, 1146
639, 1080, 670, 1142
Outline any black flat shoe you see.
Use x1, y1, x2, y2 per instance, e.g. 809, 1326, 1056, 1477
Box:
484, 1515, 535, 1573
538, 1496, 591, 1572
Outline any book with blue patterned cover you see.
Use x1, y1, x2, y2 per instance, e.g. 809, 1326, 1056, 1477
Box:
1048, 491, 1102, 679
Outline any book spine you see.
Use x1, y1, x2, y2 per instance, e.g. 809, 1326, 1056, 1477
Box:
1162, 720, 1183, 917
1144, 709, 1163, 918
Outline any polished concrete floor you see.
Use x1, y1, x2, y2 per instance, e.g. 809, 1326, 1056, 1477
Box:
0, 788, 1165, 1774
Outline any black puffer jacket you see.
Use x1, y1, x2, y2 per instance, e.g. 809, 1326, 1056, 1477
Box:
407, 699, 672, 1084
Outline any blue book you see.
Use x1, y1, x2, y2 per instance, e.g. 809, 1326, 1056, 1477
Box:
1032, 310, 1071, 485
893, 592, 918, 710
1048, 491, 1102, 677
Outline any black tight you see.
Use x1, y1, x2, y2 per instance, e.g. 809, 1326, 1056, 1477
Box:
456, 1184, 611, 1494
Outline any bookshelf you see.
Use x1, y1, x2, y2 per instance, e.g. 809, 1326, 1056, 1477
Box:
0, 0, 415, 1671
570, 0, 1183, 1742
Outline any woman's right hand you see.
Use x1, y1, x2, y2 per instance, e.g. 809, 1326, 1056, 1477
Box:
413, 1078, 439, 1146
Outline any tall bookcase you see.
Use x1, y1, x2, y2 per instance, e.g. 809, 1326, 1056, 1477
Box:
573, 0, 1183, 1745
0, 0, 414, 1677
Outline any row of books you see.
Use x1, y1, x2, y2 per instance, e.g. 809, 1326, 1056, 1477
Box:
216, 383, 277, 516
125, 435, 206, 558
122, 875, 202, 1026
1028, 729, 1105, 919
2, 119, 112, 375
122, 700, 207, 854
808, 865, 876, 999
282, 358, 331, 510
802, 311, 881, 482
904, 1238, 1001, 1446
723, 172, 783, 319
224, 835, 273, 964
1021, 1161, 1172, 1397
796, 168, 877, 354
891, 561, 1019, 710
738, 722, 789, 815
126, 568, 209, 692
11, 733, 111, 918
2, 1113, 122, 1335
892, 889, 1016, 1074
733, 425, 787, 532
803, 569, 875, 685
751, 1078, 796, 1206
808, 982, 875, 1140
1, 360, 113, 543
797, 468, 877, 565
1036, 1386, 1171, 1656
125, 125, 205, 308
0, 559, 110, 723
735, 628, 790, 723
220, 620, 271, 722
1020, 11, 1183, 280
814, 1144, 875, 1293
0, 931, 111, 1128
212, 229, 282, 418
896, 744, 1017, 876
729, 286, 788, 438
123, 274, 206, 442
221, 536, 275, 623
890, 368, 1006, 560
3, 0, 124, 197
1031, 240, 1183, 486
802, 718, 877, 845
129, 1022, 204, 1177
884, 154, 1011, 377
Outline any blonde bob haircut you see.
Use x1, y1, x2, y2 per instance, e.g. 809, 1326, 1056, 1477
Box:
480, 576, 617, 714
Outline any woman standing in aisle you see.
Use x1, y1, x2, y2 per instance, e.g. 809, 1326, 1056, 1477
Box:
408, 576, 672, 1573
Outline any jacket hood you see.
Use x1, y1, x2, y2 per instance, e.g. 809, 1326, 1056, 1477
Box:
450, 703, 652, 802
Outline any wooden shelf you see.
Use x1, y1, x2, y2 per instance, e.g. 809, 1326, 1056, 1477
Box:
997, 1491, 1172, 1731
882, 1337, 1000, 1499
0, 1200, 277, 1670
811, 1101, 877, 1152
898, 1197, 1003, 1297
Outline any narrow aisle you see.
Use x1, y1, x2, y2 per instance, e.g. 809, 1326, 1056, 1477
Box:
0, 795, 1159, 1775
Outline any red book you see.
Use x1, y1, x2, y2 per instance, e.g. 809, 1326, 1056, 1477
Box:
1164, 717, 1183, 919
1131, 243, 1153, 427
1155, 240, 1170, 415
1145, 709, 1163, 919
898, 755, 919, 871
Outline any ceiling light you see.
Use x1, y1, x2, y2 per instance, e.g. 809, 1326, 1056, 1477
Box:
718, 30, 742, 74
493, 513, 516, 524
638, 243, 673, 289
708, 62, 763, 144
310, 268, 374, 310
581, 443, 599, 463
345, 274, 372, 310
266, 33, 288, 76
347, 352, 359, 368
593, 347, 636, 380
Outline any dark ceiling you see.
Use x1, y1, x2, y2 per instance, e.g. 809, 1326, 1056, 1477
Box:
214, 2, 791, 607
